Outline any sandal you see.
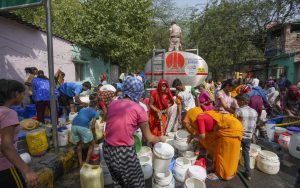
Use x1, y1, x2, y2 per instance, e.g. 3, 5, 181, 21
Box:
207, 173, 221, 181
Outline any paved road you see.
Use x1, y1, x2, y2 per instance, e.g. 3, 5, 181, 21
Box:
55, 140, 298, 188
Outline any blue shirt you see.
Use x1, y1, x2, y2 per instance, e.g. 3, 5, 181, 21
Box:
32, 77, 59, 101
248, 86, 268, 103
59, 82, 82, 97
72, 107, 99, 128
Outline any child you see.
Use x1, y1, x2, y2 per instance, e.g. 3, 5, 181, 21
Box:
0, 79, 38, 187
71, 99, 99, 166
235, 94, 258, 180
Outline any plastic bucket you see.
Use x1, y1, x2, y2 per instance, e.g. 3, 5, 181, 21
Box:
265, 121, 275, 142
139, 156, 153, 180
153, 142, 174, 173
257, 150, 280, 174
68, 112, 78, 122
137, 146, 152, 160
288, 127, 300, 159
174, 130, 191, 152
11, 105, 25, 120
186, 165, 207, 181
183, 151, 197, 165
174, 157, 191, 182
184, 177, 206, 188
58, 129, 68, 147
274, 127, 287, 142
24, 104, 36, 118
26, 128, 48, 156
152, 170, 175, 188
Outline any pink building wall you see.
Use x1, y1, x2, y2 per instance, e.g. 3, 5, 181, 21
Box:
0, 16, 76, 83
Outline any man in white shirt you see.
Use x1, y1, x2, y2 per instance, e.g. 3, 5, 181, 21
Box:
172, 78, 197, 124
169, 21, 182, 51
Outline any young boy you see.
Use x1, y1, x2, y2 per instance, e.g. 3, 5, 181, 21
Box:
71, 99, 99, 166
235, 94, 258, 180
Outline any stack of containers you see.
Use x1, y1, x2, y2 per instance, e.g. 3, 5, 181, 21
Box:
152, 142, 175, 188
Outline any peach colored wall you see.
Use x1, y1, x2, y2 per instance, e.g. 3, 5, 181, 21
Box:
0, 16, 76, 83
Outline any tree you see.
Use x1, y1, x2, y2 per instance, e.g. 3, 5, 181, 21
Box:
188, 1, 264, 72
14, 0, 154, 72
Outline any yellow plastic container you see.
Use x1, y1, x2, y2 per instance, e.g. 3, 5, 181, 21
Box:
26, 128, 48, 156
80, 164, 104, 188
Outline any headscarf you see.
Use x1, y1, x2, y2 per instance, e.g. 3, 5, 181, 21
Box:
152, 79, 173, 110
120, 76, 144, 103
287, 85, 300, 101
99, 84, 116, 92
251, 78, 260, 88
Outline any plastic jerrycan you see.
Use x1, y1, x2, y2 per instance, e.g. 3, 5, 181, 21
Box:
80, 164, 104, 188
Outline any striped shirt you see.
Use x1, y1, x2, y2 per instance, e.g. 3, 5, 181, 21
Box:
235, 105, 258, 139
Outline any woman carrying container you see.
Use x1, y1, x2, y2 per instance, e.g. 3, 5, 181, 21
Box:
103, 76, 164, 187
188, 110, 243, 181
0, 79, 38, 188
284, 85, 300, 116
149, 79, 174, 136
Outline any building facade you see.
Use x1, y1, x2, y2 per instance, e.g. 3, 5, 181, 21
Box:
265, 22, 300, 83
0, 15, 116, 87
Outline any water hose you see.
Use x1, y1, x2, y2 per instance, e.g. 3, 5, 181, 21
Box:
237, 171, 252, 188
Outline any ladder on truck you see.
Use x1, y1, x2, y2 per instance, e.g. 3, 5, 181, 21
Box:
151, 49, 166, 85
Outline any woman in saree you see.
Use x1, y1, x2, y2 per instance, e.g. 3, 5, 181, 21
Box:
188, 110, 243, 181
198, 84, 214, 111
149, 79, 174, 136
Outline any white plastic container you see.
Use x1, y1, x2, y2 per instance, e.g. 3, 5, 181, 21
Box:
69, 112, 78, 122
184, 177, 206, 188
139, 156, 153, 180
174, 130, 191, 152
93, 145, 100, 155
174, 157, 191, 182
250, 144, 261, 153
137, 146, 152, 160
186, 165, 207, 181
100, 161, 113, 185
289, 132, 300, 159
153, 142, 174, 173
274, 127, 287, 142
166, 132, 175, 147
80, 164, 104, 188
152, 170, 175, 188
256, 150, 280, 174
58, 130, 68, 147
265, 122, 275, 142
278, 132, 291, 150
240, 148, 259, 169
20, 153, 31, 164
183, 151, 197, 165
99, 143, 104, 162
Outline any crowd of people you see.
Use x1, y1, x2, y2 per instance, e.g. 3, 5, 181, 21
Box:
0, 66, 299, 187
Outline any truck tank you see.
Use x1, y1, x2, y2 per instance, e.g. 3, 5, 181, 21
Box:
145, 50, 208, 87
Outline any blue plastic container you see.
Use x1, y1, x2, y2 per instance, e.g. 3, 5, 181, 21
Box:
24, 104, 36, 118
10, 106, 25, 120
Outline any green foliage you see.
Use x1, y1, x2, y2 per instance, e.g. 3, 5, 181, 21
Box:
14, 0, 154, 71
188, 0, 300, 71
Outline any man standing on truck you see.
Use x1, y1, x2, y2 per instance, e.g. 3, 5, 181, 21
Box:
169, 21, 182, 51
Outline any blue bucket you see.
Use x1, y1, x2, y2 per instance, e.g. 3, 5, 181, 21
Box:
24, 104, 36, 118
11, 106, 25, 120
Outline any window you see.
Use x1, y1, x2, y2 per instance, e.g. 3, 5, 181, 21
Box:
75, 63, 85, 81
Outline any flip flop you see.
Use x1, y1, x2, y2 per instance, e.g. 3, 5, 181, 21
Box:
207, 173, 221, 181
